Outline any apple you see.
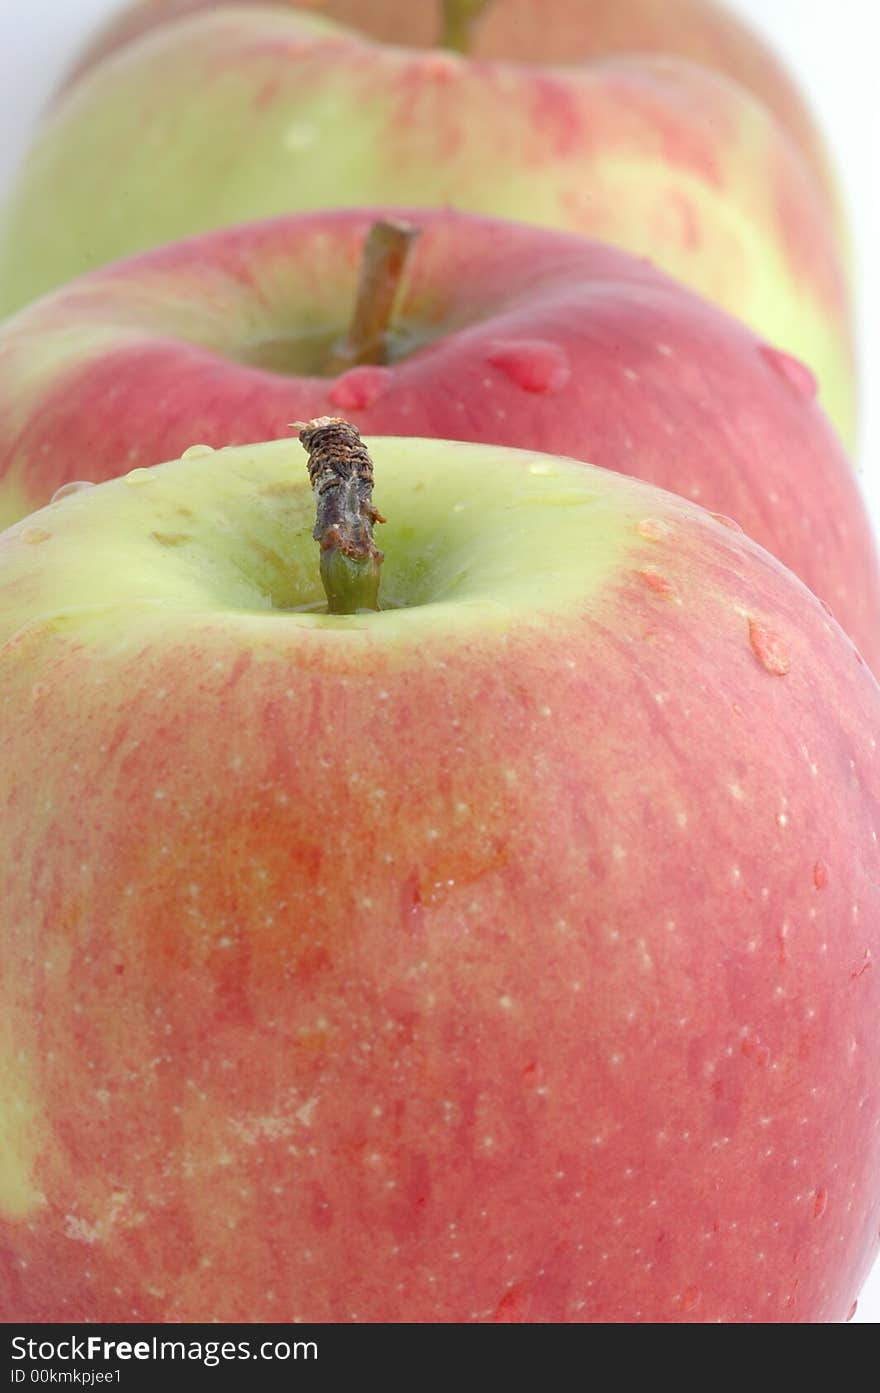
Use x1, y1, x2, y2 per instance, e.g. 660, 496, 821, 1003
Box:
1, 430, 879, 1323
0, 209, 875, 671
58, 0, 845, 236
0, 5, 855, 448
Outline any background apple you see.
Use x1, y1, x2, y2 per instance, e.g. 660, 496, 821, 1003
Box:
57, 0, 847, 241
0, 208, 877, 672
0, 5, 855, 448
1, 434, 879, 1322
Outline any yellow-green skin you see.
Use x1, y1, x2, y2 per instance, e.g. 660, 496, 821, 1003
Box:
0, 6, 855, 447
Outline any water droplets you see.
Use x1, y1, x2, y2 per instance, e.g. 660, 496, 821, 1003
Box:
50, 480, 94, 503
813, 860, 828, 891
813, 1187, 828, 1219
329, 365, 392, 412
181, 444, 215, 460
748, 619, 790, 676
710, 512, 744, 533
492, 1282, 531, 1322
636, 517, 671, 541
639, 568, 680, 601
759, 345, 818, 402
741, 1037, 771, 1069
487, 338, 571, 394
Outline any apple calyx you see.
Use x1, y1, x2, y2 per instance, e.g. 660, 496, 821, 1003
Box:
439, 0, 494, 53
296, 416, 385, 615
327, 219, 420, 374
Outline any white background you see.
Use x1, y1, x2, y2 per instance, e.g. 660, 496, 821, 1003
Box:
0, 0, 877, 1323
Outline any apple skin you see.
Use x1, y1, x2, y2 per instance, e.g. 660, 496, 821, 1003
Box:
0, 7, 854, 447
0, 436, 879, 1323
0, 209, 875, 671
58, 0, 845, 236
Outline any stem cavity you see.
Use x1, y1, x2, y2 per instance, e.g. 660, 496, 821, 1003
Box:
295, 417, 385, 615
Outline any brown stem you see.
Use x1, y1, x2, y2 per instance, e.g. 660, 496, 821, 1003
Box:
439, 0, 494, 53
327, 219, 420, 374
295, 417, 385, 615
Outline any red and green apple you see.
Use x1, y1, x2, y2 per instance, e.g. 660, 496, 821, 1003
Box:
0, 4, 855, 446
1, 431, 878, 1322
58, 0, 846, 237
0, 209, 874, 668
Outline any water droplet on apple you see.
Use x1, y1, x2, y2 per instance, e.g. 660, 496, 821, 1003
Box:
814, 860, 828, 890
710, 512, 744, 533
813, 1186, 828, 1218
51, 480, 94, 503
181, 444, 215, 460
818, 597, 835, 618
759, 345, 818, 401
846, 1299, 858, 1321
492, 1282, 531, 1322
636, 517, 671, 541
527, 460, 559, 477
748, 618, 790, 676
329, 365, 392, 412
487, 339, 571, 394
741, 1037, 770, 1067
125, 468, 154, 485
20, 526, 51, 544
639, 568, 680, 601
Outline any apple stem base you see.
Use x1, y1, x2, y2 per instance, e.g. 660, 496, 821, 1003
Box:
296, 417, 385, 615
439, 0, 494, 53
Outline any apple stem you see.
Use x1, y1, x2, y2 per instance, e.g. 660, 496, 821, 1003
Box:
328, 219, 420, 373
295, 417, 385, 615
439, 0, 493, 53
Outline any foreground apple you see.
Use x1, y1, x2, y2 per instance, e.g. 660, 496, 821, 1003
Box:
0, 6, 854, 447
1, 431, 879, 1323
59, 0, 845, 239
0, 209, 875, 669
